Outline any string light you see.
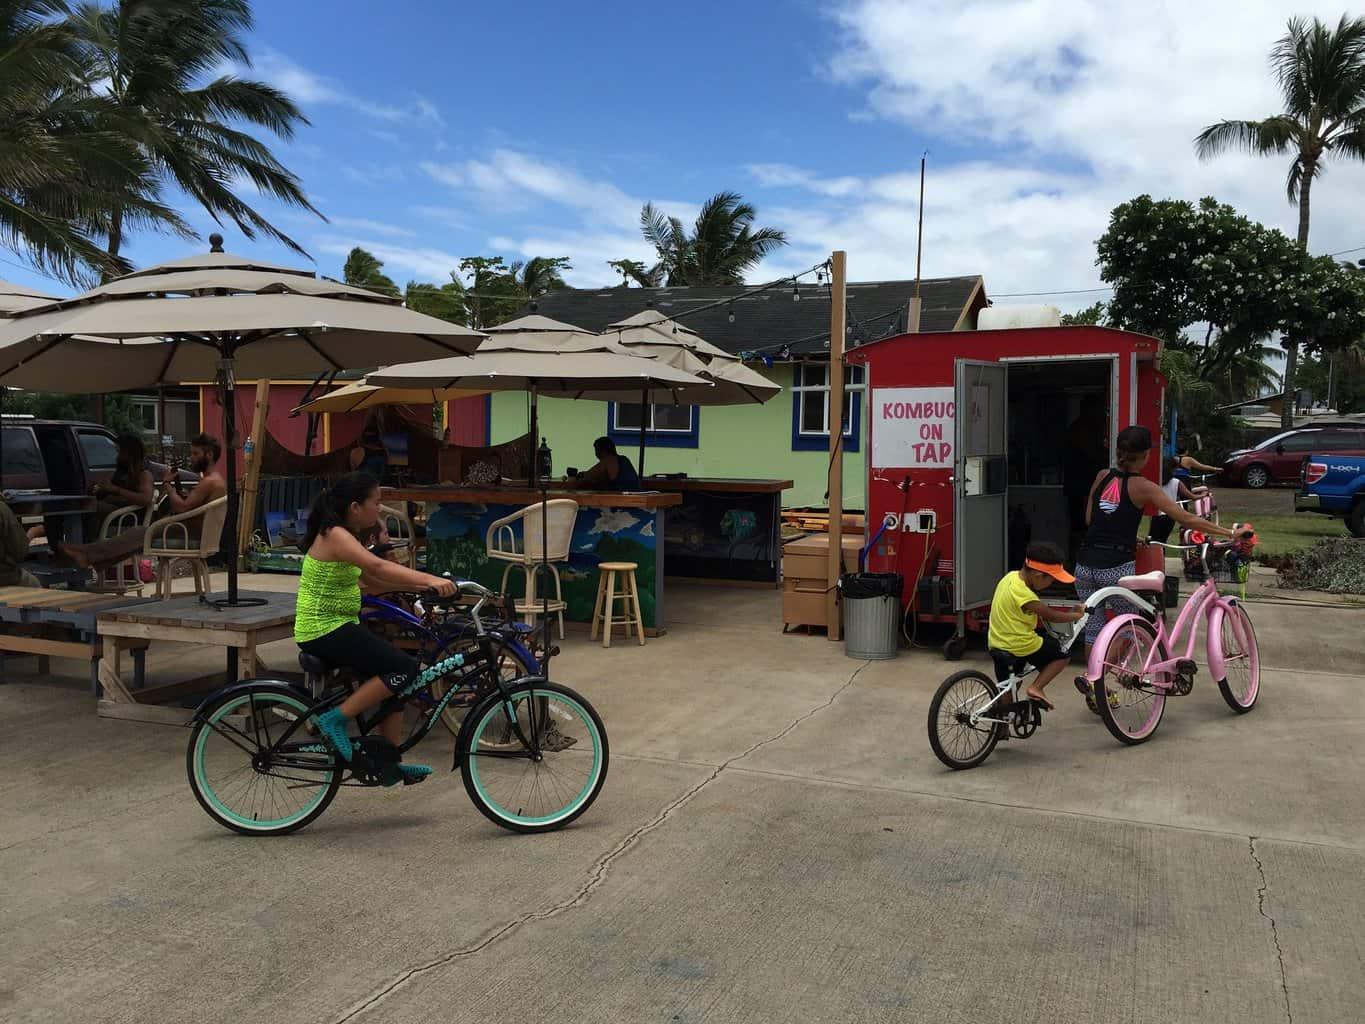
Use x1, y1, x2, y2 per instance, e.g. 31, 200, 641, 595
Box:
792, 282, 801, 302
727, 302, 735, 323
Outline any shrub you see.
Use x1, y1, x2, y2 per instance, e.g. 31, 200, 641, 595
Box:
1276, 537, 1365, 594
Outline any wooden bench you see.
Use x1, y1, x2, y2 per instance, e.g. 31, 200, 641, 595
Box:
96, 591, 296, 725
0, 587, 154, 691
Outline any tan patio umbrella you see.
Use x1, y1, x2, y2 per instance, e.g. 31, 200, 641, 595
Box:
597, 310, 781, 473
0, 236, 487, 614
292, 378, 487, 415
0, 280, 56, 316
368, 347, 710, 481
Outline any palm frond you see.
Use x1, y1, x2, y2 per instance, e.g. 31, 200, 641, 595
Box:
1194, 118, 1296, 160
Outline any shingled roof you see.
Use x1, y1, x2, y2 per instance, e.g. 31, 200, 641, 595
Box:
526, 275, 986, 357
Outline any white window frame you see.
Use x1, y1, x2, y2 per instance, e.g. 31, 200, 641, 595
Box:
611, 402, 695, 435
793, 362, 865, 437
130, 397, 159, 435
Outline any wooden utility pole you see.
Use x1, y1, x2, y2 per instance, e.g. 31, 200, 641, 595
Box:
236, 379, 271, 566
826, 250, 847, 641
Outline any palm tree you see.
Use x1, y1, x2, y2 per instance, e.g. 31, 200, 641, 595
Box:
510, 256, 570, 298
0, 0, 187, 284
640, 191, 787, 286
341, 246, 398, 296
67, 0, 322, 267
1195, 14, 1365, 427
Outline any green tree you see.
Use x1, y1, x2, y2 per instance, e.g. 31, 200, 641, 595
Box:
341, 246, 398, 296
639, 191, 787, 286
0, 0, 188, 284
1097, 195, 1365, 376
1060, 301, 1108, 326
1195, 14, 1365, 426
68, 0, 322, 267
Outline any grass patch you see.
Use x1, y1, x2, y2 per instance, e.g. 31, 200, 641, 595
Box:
1241, 514, 1345, 557
1139, 511, 1346, 558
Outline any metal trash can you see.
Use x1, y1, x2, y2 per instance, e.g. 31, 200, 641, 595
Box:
840, 572, 903, 660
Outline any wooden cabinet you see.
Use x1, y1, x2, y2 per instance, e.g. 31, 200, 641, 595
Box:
781, 534, 863, 630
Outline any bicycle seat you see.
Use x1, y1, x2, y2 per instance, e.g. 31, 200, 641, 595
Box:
298, 652, 341, 677
1117, 570, 1165, 593
988, 648, 1029, 682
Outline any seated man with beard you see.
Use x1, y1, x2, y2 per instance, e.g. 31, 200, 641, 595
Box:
58, 434, 227, 570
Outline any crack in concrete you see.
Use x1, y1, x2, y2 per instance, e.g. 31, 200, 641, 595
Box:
1249, 836, 1293, 1024
331, 661, 871, 1024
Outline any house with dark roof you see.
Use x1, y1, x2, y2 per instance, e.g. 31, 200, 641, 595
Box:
494, 275, 987, 507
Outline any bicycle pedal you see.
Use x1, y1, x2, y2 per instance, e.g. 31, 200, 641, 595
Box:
1176, 659, 1198, 676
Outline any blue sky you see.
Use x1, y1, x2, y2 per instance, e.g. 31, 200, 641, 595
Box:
6, 0, 1365, 309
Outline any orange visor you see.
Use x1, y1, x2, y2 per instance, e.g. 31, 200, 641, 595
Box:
1025, 559, 1076, 584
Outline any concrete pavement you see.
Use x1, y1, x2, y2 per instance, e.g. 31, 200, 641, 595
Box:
0, 580, 1360, 1023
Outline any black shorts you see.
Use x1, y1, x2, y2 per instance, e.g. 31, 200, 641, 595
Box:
992, 630, 1066, 681
299, 622, 417, 692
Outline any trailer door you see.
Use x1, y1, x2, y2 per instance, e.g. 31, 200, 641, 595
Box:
954, 359, 1008, 611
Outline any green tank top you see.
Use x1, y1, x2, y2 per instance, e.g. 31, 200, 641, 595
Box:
294, 555, 363, 644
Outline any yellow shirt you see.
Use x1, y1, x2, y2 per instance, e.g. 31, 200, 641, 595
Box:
987, 571, 1043, 655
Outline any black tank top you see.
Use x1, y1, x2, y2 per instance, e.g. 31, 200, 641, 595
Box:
1079, 469, 1143, 569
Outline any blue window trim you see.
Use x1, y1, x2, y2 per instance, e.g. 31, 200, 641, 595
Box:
791, 377, 861, 452
607, 402, 700, 449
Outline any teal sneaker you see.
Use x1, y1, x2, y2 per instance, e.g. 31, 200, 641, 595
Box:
314, 708, 355, 762
383, 763, 433, 788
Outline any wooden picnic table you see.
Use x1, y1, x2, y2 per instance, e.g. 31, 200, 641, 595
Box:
96, 590, 296, 725
0, 586, 155, 690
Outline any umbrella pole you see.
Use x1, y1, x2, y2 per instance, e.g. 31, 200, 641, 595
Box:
210, 353, 266, 630
638, 387, 646, 478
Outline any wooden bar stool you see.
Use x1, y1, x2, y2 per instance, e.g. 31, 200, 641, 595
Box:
591, 561, 645, 648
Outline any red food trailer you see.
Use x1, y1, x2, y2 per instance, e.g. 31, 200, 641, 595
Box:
845, 325, 1165, 658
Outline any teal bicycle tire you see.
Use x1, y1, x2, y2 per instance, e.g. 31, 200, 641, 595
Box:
186, 685, 342, 836
458, 680, 608, 833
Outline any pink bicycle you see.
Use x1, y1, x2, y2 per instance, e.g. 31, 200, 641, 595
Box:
1084, 528, 1260, 746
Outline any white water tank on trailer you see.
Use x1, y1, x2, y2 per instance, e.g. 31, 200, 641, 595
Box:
977, 304, 1062, 330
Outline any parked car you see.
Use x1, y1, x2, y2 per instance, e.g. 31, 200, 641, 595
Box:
1222, 427, 1365, 488
1, 418, 195, 496
1296, 454, 1365, 537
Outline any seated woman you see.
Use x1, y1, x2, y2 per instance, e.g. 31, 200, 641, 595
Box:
28, 434, 155, 546
58, 433, 226, 569
563, 437, 640, 492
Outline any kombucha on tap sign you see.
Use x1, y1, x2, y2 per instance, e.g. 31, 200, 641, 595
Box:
871, 387, 955, 468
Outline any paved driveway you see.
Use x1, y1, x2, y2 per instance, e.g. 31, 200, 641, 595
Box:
1, 583, 1360, 1023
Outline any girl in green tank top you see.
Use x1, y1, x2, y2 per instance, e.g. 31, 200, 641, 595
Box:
299, 473, 457, 782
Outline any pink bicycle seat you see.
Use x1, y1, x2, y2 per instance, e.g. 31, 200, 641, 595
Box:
1118, 570, 1165, 592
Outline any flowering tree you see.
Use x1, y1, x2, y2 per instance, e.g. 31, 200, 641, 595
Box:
1097, 196, 1365, 386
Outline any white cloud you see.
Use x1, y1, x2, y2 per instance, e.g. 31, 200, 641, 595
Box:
422, 149, 667, 232
244, 51, 444, 126
315, 237, 461, 279
639, 521, 654, 537
770, 1, 1365, 309
589, 509, 640, 535
329, 216, 414, 238
415, 97, 447, 129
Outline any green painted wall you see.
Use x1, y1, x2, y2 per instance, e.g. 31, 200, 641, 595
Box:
489, 363, 865, 509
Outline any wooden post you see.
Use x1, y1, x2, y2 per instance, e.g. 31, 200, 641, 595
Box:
826, 250, 847, 641
236, 380, 271, 566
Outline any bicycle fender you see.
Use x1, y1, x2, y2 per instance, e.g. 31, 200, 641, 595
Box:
188, 678, 313, 724
1084, 614, 1151, 683
451, 674, 549, 770
1205, 598, 1244, 682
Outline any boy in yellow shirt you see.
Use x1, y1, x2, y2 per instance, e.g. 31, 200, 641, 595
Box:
987, 541, 1084, 709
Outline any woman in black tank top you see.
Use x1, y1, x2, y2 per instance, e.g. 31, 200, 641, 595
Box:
1071, 426, 1244, 663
